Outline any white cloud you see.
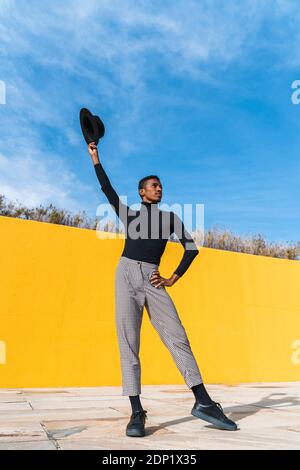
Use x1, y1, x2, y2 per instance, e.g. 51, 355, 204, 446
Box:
0, 0, 299, 213
0, 149, 92, 211
0, 1, 277, 80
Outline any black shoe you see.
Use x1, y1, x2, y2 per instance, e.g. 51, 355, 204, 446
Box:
126, 409, 147, 437
191, 400, 238, 431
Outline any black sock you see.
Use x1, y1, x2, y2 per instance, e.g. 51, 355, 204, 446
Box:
191, 383, 213, 405
129, 395, 144, 413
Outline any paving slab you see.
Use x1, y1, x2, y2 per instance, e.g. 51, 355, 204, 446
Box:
0, 440, 57, 450
0, 383, 299, 450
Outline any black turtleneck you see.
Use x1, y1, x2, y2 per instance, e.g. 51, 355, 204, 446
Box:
94, 162, 199, 277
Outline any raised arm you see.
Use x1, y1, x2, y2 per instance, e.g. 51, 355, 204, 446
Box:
88, 142, 130, 224
171, 211, 199, 278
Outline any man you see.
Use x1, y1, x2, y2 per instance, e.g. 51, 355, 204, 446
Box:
88, 142, 237, 436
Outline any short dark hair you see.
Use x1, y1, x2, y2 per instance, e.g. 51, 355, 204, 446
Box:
138, 175, 161, 192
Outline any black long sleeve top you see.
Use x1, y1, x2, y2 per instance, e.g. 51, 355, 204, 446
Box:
94, 162, 199, 277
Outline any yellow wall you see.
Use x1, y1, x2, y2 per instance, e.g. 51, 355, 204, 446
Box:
0, 215, 299, 387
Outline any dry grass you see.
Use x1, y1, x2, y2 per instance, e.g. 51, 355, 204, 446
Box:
1, 194, 299, 260
193, 225, 299, 260
0, 194, 96, 229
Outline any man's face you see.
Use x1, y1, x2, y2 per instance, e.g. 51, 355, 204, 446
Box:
141, 178, 162, 202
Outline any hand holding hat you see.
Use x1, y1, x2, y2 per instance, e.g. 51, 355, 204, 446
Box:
79, 108, 105, 145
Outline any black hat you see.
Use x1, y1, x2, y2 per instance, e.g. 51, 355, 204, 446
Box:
79, 108, 105, 145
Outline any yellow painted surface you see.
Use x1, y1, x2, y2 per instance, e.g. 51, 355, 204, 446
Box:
0, 215, 299, 387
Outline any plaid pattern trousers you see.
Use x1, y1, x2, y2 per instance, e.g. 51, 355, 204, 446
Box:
115, 256, 203, 396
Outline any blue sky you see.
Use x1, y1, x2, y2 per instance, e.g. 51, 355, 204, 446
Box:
0, 0, 300, 244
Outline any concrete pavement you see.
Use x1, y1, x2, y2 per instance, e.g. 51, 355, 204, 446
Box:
0, 382, 299, 450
